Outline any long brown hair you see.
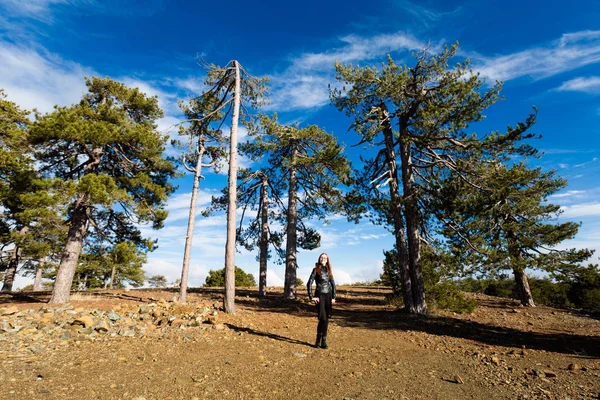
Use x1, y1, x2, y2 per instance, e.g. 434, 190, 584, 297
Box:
315, 253, 334, 280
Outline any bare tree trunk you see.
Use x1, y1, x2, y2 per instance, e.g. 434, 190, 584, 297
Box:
224, 60, 241, 313
258, 174, 269, 298
1, 248, 19, 292
179, 144, 206, 304
381, 104, 414, 312
399, 128, 427, 315
33, 260, 44, 291
507, 232, 535, 306
49, 194, 88, 304
513, 268, 535, 307
284, 152, 298, 299
109, 265, 116, 289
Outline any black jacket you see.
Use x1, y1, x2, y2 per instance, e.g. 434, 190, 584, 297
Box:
307, 266, 336, 299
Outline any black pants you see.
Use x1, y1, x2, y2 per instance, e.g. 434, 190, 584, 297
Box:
316, 292, 332, 338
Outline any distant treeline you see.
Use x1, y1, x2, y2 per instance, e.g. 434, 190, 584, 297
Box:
457, 267, 600, 311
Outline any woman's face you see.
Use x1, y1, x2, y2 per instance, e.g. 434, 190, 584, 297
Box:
319, 254, 328, 265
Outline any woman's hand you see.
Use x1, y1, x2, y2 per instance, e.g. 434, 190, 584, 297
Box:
312, 297, 319, 303
332, 299, 336, 304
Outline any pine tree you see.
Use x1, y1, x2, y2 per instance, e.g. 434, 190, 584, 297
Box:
29, 77, 177, 303
175, 92, 227, 303
204, 168, 285, 298
437, 161, 592, 306
191, 61, 267, 312
331, 43, 539, 314
242, 114, 352, 299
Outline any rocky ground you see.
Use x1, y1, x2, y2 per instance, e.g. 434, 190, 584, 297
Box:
0, 286, 599, 400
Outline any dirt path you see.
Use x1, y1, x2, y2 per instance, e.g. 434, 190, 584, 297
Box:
1, 287, 599, 399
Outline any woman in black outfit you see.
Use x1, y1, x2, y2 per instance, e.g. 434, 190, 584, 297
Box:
307, 253, 336, 349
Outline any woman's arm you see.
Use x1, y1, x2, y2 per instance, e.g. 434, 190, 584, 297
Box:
306, 268, 316, 298
331, 277, 336, 300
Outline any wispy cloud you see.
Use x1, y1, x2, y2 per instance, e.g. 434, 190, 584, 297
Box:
549, 190, 585, 199
0, 41, 91, 112
561, 202, 600, 218
556, 76, 600, 93
471, 30, 600, 82
269, 32, 425, 111
394, 0, 463, 23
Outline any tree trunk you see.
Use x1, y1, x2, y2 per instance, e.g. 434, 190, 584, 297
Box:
507, 232, 535, 307
513, 268, 535, 307
258, 174, 269, 298
33, 260, 44, 291
381, 104, 414, 312
49, 194, 88, 303
179, 143, 206, 304
224, 60, 241, 313
399, 127, 427, 315
284, 154, 298, 299
109, 265, 116, 289
1, 247, 19, 292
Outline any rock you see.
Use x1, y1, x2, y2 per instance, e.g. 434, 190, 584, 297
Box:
205, 316, 217, 325
491, 356, 500, 366
72, 316, 94, 328
170, 318, 186, 327
60, 332, 72, 340
293, 352, 306, 358
568, 363, 581, 372
107, 312, 121, 321
543, 370, 557, 378
95, 321, 110, 333
213, 324, 225, 331
1, 307, 19, 316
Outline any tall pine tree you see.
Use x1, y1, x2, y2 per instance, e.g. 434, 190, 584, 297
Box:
29, 77, 177, 303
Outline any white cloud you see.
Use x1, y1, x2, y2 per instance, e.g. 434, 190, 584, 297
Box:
471, 30, 600, 82
0, 0, 73, 22
556, 76, 600, 93
269, 32, 425, 111
0, 42, 91, 112
549, 190, 585, 199
561, 202, 600, 218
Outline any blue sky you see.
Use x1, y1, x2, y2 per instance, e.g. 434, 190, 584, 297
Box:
2, 0, 599, 289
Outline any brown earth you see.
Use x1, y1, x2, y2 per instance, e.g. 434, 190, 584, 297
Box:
1, 286, 599, 400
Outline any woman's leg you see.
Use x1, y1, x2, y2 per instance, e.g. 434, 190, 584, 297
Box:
318, 293, 331, 348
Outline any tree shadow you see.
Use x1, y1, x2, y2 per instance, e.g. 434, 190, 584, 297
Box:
224, 323, 314, 348
234, 294, 600, 358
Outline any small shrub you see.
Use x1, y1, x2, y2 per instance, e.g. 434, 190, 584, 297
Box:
205, 266, 256, 287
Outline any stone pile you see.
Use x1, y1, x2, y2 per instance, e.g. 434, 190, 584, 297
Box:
0, 298, 222, 357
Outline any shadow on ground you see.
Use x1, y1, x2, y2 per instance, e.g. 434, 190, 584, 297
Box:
234, 292, 600, 359
224, 323, 314, 348
2, 287, 598, 358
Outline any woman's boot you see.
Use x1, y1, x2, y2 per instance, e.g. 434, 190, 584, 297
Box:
315, 333, 322, 348
320, 336, 328, 349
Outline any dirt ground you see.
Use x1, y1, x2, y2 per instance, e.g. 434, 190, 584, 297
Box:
1, 286, 599, 400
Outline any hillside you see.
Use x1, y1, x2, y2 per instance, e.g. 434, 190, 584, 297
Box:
1, 286, 599, 399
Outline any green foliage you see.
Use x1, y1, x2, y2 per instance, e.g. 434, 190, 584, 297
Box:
29, 76, 178, 235
439, 162, 592, 280
238, 114, 352, 261
458, 265, 600, 310
147, 275, 167, 288
295, 277, 303, 286
205, 266, 256, 287
382, 245, 476, 313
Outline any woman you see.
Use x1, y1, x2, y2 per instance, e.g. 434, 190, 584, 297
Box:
307, 253, 336, 349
